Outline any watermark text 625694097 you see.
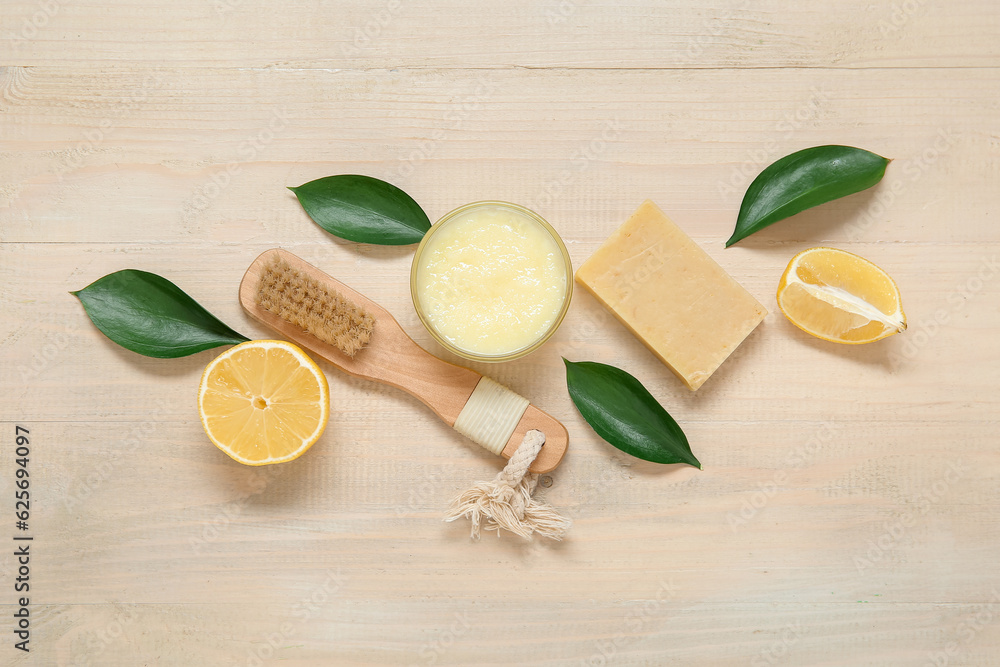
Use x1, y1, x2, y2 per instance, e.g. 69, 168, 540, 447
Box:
13, 425, 33, 653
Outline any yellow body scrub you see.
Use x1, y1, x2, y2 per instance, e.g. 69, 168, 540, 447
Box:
411, 202, 572, 361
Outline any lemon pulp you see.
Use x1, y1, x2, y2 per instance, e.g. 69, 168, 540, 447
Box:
777, 247, 906, 344
198, 340, 329, 465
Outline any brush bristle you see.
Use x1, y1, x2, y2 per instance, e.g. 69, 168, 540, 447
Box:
256, 257, 375, 358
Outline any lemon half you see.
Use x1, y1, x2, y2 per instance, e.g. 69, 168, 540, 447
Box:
198, 340, 329, 465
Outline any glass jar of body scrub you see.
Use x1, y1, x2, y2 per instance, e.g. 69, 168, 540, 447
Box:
410, 201, 573, 362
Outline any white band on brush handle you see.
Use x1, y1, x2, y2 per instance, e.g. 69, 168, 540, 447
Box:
453, 377, 530, 456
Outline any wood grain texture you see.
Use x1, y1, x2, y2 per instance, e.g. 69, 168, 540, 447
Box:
2, 1, 1000, 665
1, 66, 996, 247
2, 0, 999, 69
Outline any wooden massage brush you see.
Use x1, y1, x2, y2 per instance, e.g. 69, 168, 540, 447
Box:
238, 248, 569, 475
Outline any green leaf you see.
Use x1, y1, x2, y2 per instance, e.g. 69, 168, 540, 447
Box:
289, 174, 430, 245
563, 359, 701, 468
73, 270, 249, 358
726, 145, 890, 247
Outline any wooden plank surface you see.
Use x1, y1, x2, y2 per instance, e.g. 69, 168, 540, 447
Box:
2, 1, 1000, 665
2, 0, 999, 69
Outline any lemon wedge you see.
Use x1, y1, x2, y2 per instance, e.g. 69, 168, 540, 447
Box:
198, 340, 329, 465
777, 247, 906, 344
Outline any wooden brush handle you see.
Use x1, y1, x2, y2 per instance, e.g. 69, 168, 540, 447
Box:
343, 331, 568, 474
240, 249, 568, 474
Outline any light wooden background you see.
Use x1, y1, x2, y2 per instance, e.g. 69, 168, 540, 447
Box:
2, 1, 999, 665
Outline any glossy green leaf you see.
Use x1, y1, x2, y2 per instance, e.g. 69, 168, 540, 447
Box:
289, 174, 430, 245
564, 359, 700, 468
72, 270, 249, 358
726, 145, 890, 247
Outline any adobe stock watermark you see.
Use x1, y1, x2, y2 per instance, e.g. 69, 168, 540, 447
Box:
545, 0, 577, 26
407, 612, 472, 666
213, 0, 244, 18
240, 568, 349, 666
924, 588, 1000, 667
579, 577, 677, 666
17, 319, 83, 382
396, 466, 447, 516
21, 263, 167, 383
609, 241, 668, 302
22, 264, 149, 382
877, 0, 929, 37
675, 0, 752, 65
558, 293, 613, 356
845, 127, 960, 242
54, 73, 167, 182
527, 117, 626, 211
888, 253, 997, 370
61, 403, 176, 513
750, 622, 805, 667
717, 87, 832, 199
385, 76, 500, 186
180, 106, 289, 225
853, 460, 964, 573
573, 455, 635, 504
728, 422, 838, 532
189, 464, 288, 554
339, 0, 408, 57
7, 0, 71, 48
68, 605, 140, 667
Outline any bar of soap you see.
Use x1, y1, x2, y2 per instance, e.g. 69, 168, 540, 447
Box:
576, 200, 766, 390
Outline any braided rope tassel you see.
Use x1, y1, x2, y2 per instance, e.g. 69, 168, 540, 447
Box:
444, 430, 571, 540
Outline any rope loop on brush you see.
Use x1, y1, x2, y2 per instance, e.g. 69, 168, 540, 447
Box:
444, 429, 571, 541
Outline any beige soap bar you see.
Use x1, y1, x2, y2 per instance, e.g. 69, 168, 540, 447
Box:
576, 200, 766, 390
